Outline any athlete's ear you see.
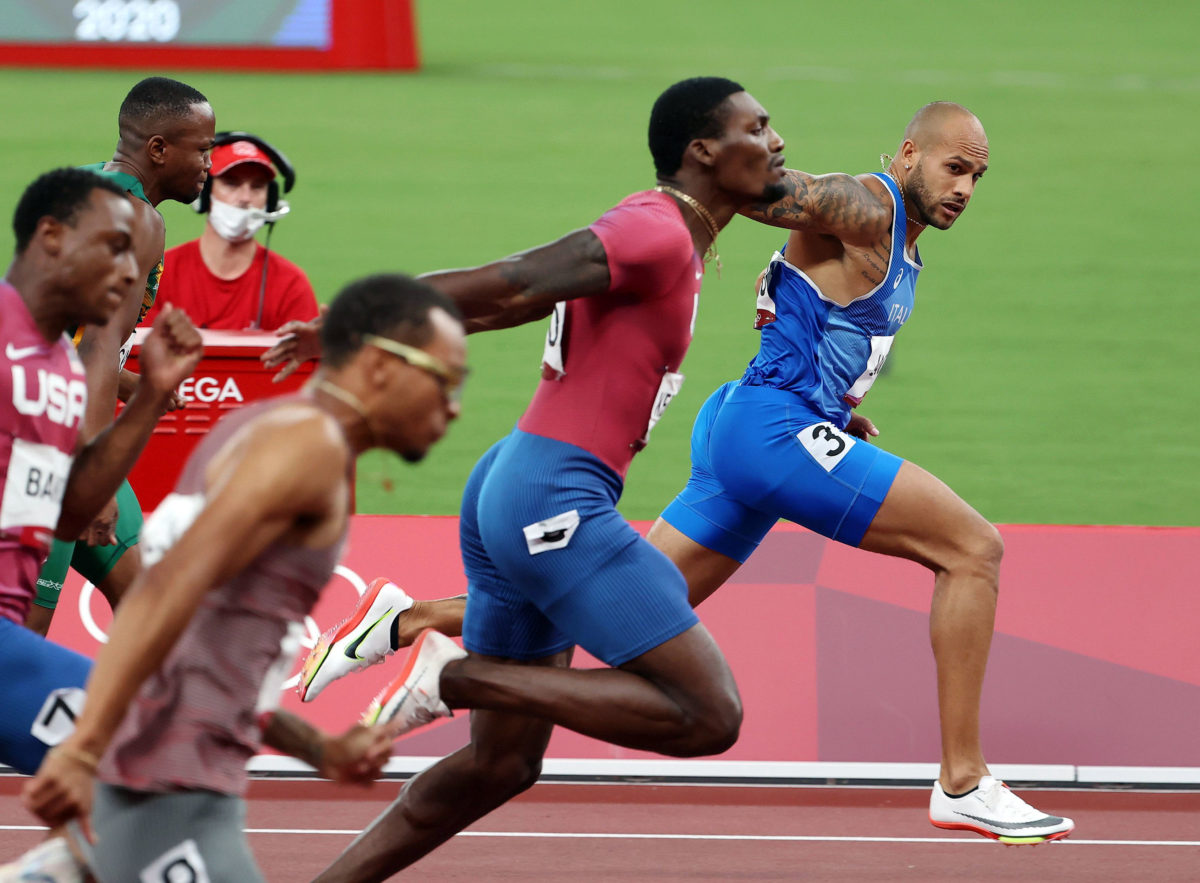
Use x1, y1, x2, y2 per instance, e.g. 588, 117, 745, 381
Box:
359, 343, 394, 393
684, 137, 718, 170
898, 139, 918, 170
145, 133, 169, 167
35, 216, 64, 257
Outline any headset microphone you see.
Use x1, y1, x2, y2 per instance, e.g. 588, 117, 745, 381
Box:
196, 131, 298, 330
250, 200, 291, 224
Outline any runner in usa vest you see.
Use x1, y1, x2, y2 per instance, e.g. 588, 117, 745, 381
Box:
0, 281, 87, 625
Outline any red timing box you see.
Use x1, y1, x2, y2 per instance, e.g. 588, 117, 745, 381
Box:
124, 328, 313, 511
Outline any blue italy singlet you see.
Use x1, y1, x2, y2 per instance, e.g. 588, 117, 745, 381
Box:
660, 172, 921, 558
743, 172, 921, 429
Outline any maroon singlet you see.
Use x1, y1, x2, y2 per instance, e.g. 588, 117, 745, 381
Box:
518, 190, 703, 478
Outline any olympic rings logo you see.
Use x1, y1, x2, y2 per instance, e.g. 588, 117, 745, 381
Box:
75, 564, 369, 691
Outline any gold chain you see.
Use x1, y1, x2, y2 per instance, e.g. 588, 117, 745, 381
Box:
879, 154, 926, 229
654, 185, 722, 277
312, 379, 369, 421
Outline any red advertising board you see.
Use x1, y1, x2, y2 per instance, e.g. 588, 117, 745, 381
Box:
44, 516, 1200, 780
0, 0, 419, 72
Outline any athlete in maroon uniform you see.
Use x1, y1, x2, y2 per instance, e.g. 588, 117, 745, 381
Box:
0, 281, 88, 624
23, 275, 466, 883
0, 167, 203, 882
518, 189, 702, 477
305, 77, 787, 882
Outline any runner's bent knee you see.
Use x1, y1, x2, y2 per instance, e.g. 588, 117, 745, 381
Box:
950, 519, 1004, 583
625, 626, 743, 755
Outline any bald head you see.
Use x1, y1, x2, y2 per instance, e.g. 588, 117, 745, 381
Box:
902, 102, 987, 153
892, 102, 989, 231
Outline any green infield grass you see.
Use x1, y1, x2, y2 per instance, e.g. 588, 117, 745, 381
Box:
0, 0, 1195, 525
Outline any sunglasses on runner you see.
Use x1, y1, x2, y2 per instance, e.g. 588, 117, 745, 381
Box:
362, 333, 467, 403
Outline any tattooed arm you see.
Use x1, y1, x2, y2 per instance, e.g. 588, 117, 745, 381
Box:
419, 229, 611, 333
740, 170, 892, 248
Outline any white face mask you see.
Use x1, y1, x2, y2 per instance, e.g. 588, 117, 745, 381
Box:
208, 197, 289, 242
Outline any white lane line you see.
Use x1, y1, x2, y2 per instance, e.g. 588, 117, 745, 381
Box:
3, 824, 1195, 846
465, 63, 1200, 93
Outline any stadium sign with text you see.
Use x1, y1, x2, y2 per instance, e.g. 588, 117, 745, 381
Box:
0, 0, 419, 70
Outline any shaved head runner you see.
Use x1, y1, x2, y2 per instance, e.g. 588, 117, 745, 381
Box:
650, 100, 1073, 843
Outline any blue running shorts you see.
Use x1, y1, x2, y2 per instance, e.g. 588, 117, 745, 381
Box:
661, 383, 903, 561
0, 617, 91, 774
461, 429, 698, 667
660, 382, 779, 562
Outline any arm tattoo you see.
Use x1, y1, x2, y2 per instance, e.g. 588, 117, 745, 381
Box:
806, 174, 891, 239
742, 171, 811, 228
743, 171, 891, 242
856, 234, 894, 286
861, 251, 887, 282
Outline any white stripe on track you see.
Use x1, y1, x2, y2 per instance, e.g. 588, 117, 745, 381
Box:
4, 825, 1192, 846
463, 63, 1200, 94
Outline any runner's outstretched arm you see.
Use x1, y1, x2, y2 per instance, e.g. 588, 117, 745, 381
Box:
56, 307, 201, 539
741, 169, 891, 246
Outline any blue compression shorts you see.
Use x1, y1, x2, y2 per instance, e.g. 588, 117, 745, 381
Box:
661, 382, 903, 562
461, 429, 698, 667
0, 617, 91, 774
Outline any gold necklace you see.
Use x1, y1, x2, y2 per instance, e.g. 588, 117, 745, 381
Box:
654, 185, 722, 277
312, 379, 369, 421
878, 154, 926, 229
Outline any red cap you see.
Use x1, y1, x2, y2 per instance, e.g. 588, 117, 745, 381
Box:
209, 141, 276, 178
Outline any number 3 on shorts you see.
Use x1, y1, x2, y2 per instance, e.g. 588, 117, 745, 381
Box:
797, 422, 855, 472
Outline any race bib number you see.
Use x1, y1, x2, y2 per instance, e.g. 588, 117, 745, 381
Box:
797, 422, 856, 472
642, 371, 685, 443
753, 251, 783, 329
843, 335, 895, 406
31, 687, 85, 747
255, 621, 305, 717
0, 438, 72, 538
139, 839, 211, 883
540, 301, 567, 379
139, 492, 205, 567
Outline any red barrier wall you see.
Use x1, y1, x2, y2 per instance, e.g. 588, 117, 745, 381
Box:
45, 517, 1200, 771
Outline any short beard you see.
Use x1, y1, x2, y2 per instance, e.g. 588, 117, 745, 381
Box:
760, 181, 788, 204
905, 166, 946, 230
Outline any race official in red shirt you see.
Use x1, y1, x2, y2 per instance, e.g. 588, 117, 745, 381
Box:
143, 137, 318, 332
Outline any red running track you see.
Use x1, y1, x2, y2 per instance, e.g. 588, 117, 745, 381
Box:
2, 778, 1198, 881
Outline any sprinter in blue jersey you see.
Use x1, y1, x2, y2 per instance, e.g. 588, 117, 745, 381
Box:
652, 102, 1074, 844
